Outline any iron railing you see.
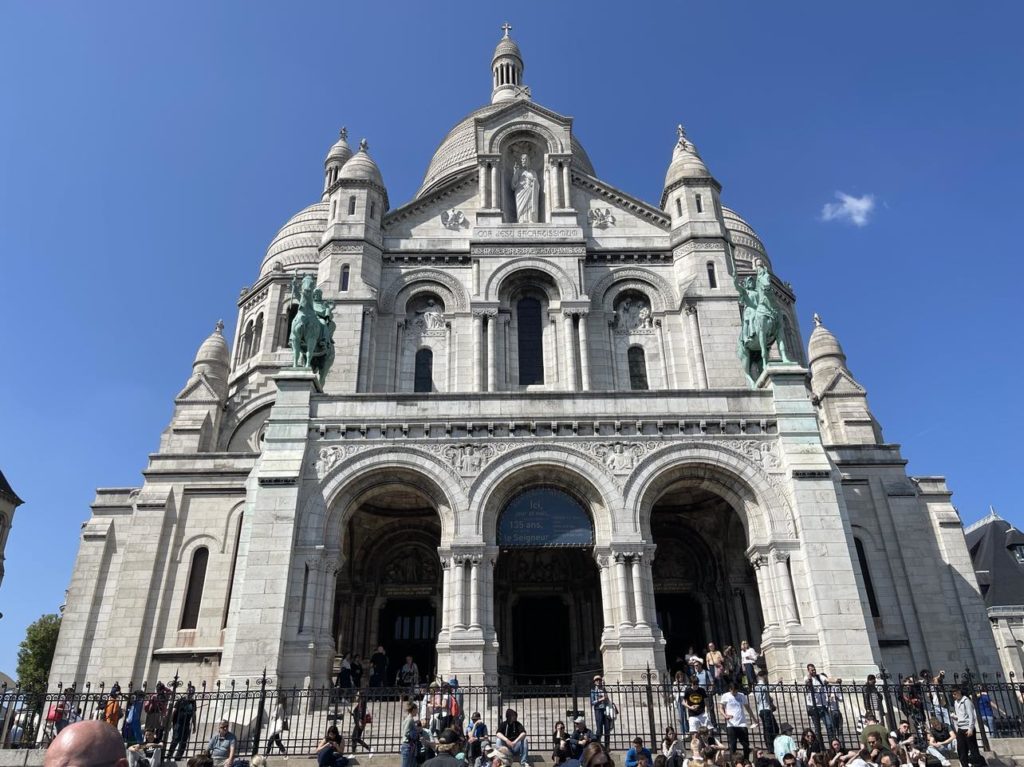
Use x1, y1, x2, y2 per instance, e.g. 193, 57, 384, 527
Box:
0, 667, 1020, 756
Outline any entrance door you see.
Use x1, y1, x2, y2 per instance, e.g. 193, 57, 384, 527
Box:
655, 593, 706, 676
379, 598, 437, 683
512, 596, 570, 683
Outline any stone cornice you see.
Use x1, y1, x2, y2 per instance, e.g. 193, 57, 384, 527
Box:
383, 170, 477, 228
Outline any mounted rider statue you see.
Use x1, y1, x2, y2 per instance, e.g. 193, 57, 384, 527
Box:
289, 274, 336, 387
734, 258, 791, 386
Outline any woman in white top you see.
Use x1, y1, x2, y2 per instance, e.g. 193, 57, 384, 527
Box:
264, 692, 288, 755
740, 641, 760, 688
662, 726, 686, 767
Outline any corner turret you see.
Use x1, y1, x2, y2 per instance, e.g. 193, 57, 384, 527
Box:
322, 127, 352, 201
160, 321, 230, 453
808, 313, 883, 445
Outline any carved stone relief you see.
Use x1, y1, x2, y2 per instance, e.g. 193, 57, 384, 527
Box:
613, 296, 654, 334
588, 208, 616, 229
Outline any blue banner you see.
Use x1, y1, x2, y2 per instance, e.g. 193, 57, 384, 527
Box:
497, 488, 594, 547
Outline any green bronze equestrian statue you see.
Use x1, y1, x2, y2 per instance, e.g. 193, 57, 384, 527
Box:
735, 258, 791, 386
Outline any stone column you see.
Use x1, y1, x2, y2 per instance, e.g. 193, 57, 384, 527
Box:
469, 556, 481, 629
440, 555, 452, 635
771, 550, 800, 625
478, 164, 487, 207
631, 554, 648, 629
750, 554, 777, 629
562, 311, 578, 391
561, 163, 571, 208
614, 553, 631, 628
577, 310, 591, 390
453, 555, 466, 629
685, 305, 709, 389
490, 165, 499, 210
393, 320, 406, 391
357, 307, 375, 392
485, 310, 497, 392
472, 312, 484, 392
483, 550, 496, 641
596, 554, 614, 632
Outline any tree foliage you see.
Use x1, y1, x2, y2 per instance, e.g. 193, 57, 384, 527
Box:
16, 613, 61, 691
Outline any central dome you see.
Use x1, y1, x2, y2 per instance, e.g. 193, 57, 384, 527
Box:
416, 103, 595, 199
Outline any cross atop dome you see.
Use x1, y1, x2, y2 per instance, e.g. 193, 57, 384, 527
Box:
501, 22, 512, 38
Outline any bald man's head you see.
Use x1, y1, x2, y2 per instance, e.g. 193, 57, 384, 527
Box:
44, 720, 127, 767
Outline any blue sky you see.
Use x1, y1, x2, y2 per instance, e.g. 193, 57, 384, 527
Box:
1, 1, 1022, 678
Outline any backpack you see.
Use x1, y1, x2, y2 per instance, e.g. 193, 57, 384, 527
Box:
449, 695, 461, 718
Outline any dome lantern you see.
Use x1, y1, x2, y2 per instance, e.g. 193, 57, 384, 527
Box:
491, 23, 528, 104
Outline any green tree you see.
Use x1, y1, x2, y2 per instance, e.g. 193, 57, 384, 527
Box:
16, 613, 61, 691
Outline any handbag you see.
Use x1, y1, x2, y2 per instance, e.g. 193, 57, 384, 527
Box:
606, 702, 618, 721
281, 718, 289, 732
364, 713, 373, 725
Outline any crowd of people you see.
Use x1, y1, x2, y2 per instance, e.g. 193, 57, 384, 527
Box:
26, 643, 1005, 767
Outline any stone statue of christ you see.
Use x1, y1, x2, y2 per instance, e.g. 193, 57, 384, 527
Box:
511, 153, 539, 223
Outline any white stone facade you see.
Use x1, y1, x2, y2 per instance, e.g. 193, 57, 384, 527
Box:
49, 30, 998, 690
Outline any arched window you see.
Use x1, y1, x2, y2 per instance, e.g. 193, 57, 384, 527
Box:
675, 198, 683, 218
331, 199, 337, 220
281, 304, 299, 348
706, 261, 718, 289
180, 547, 209, 630
517, 297, 544, 385
695, 193, 704, 214
252, 313, 263, 355
241, 320, 254, 361
854, 537, 881, 618
340, 265, 350, 292
628, 346, 649, 390
414, 348, 434, 393
348, 196, 356, 216
370, 201, 377, 220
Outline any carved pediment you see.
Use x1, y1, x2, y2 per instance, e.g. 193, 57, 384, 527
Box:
174, 374, 221, 405
821, 369, 866, 396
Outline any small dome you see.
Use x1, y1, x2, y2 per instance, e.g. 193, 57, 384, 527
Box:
663, 126, 709, 195
259, 202, 329, 278
807, 314, 847, 368
326, 127, 352, 166
338, 139, 384, 186
193, 320, 230, 376
493, 36, 523, 63
722, 206, 770, 268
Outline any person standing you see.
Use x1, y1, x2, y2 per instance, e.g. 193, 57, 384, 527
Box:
168, 685, 198, 760
753, 672, 779, 748
861, 675, 884, 722
401, 702, 420, 767
352, 654, 365, 689
740, 641, 759, 689
336, 652, 354, 689
369, 645, 388, 688
397, 655, 420, 688
951, 687, 986, 767
590, 674, 612, 748
804, 664, 834, 741
719, 681, 757, 761
683, 675, 710, 732
264, 691, 289, 756
350, 691, 373, 756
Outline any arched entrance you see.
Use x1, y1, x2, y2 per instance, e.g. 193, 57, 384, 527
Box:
333, 481, 442, 683
493, 487, 603, 684
649, 485, 763, 676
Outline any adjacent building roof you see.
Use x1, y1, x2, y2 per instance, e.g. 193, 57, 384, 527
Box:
966, 509, 1024, 608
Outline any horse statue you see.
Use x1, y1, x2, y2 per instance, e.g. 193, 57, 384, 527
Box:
289, 275, 335, 387
735, 259, 791, 386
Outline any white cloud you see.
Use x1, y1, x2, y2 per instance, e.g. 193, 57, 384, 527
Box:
821, 191, 875, 227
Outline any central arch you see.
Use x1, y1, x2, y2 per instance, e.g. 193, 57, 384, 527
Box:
477, 461, 614, 685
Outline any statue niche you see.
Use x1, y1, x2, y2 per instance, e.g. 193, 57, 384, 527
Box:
504, 141, 543, 224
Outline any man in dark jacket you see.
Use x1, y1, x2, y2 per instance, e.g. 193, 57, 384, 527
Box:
423, 729, 461, 767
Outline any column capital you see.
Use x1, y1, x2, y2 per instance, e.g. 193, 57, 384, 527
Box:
684, 303, 699, 316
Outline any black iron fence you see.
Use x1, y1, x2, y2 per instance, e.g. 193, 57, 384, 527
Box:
1, 667, 1021, 757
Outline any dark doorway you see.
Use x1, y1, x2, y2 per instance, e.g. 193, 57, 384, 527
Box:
655, 593, 706, 675
379, 598, 437, 684
512, 596, 570, 683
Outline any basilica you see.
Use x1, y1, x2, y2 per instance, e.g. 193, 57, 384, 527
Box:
50, 28, 997, 689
